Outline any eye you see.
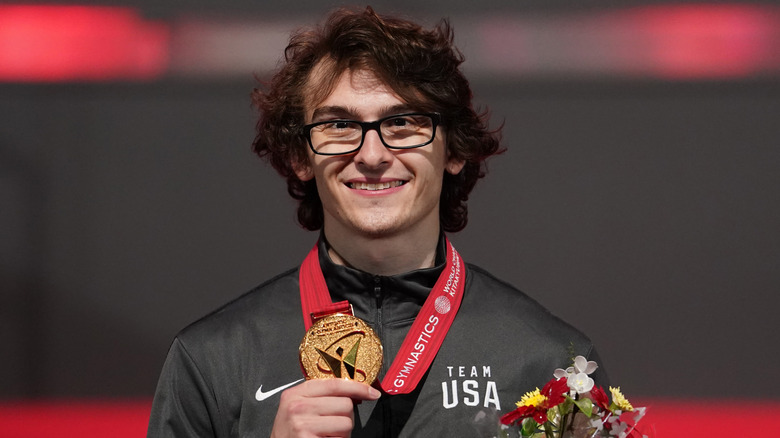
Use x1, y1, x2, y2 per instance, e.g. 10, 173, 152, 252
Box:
315, 120, 358, 133
320, 121, 352, 130
332, 121, 351, 129
382, 115, 432, 133
390, 117, 411, 127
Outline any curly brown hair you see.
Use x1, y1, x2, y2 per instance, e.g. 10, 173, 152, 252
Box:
251, 6, 502, 232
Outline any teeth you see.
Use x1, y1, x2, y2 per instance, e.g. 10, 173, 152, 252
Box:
349, 181, 404, 191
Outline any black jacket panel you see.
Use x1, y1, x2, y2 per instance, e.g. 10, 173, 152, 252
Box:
148, 241, 605, 437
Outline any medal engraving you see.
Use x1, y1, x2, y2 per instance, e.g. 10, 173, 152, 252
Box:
299, 314, 383, 385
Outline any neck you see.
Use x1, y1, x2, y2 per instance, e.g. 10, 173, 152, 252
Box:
324, 227, 440, 276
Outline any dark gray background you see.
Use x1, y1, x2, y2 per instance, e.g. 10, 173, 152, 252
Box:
1, 1, 779, 401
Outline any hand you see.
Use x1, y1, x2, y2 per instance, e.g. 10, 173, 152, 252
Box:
270, 378, 382, 438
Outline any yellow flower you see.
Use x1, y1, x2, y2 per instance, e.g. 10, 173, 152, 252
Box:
609, 386, 634, 411
517, 388, 548, 408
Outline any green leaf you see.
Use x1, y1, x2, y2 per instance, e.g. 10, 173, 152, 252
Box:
559, 397, 574, 415
572, 397, 594, 417
521, 418, 538, 436
547, 408, 556, 422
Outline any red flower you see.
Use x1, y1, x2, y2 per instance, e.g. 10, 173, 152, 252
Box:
500, 378, 569, 426
542, 377, 569, 406
500, 404, 536, 425
589, 385, 610, 411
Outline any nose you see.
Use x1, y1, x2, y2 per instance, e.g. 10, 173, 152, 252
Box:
353, 129, 393, 168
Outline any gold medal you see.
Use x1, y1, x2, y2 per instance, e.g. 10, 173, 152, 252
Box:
299, 313, 383, 385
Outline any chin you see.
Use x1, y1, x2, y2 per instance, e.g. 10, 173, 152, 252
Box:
353, 223, 402, 239
348, 214, 406, 238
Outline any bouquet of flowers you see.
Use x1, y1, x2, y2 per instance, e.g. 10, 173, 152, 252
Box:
499, 356, 650, 438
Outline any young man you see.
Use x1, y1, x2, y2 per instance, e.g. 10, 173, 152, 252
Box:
148, 7, 606, 438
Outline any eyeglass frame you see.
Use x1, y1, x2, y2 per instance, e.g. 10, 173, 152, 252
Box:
301, 112, 442, 156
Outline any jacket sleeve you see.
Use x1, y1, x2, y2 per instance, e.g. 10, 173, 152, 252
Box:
147, 337, 219, 437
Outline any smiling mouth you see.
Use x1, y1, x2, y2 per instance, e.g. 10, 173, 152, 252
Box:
347, 181, 406, 191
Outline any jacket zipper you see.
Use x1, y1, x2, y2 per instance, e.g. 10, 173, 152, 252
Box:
372, 275, 393, 437
373, 275, 383, 342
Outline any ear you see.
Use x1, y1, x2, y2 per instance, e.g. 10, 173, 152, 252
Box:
292, 158, 315, 181
445, 157, 466, 175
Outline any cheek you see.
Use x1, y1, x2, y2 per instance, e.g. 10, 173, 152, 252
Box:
312, 162, 345, 199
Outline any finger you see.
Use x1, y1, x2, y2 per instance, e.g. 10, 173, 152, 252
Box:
289, 396, 355, 417
295, 378, 381, 400
278, 396, 355, 437
281, 413, 354, 438
303, 409, 354, 437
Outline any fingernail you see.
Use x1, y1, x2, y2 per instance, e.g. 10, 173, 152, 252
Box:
369, 387, 381, 399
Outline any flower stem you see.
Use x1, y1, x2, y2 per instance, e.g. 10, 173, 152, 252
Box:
558, 406, 568, 437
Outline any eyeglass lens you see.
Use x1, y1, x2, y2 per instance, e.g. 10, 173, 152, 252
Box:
309, 114, 435, 155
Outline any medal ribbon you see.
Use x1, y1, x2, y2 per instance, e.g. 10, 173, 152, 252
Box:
299, 238, 465, 394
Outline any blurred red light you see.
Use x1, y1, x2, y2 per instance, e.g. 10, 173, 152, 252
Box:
1, 399, 779, 437
617, 4, 780, 79
0, 400, 152, 438
0, 5, 169, 82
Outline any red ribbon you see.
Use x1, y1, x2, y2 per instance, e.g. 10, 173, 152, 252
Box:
299, 238, 466, 394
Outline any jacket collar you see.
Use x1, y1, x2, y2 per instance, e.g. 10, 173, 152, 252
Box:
316, 233, 447, 324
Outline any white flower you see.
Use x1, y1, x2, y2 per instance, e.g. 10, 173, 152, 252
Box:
553, 366, 572, 380
554, 355, 598, 382
573, 356, 598, 375
567, 372, 595, 394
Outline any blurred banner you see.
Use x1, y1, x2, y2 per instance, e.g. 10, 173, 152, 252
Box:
2, 399, 780, 437
1, 4, 779, 82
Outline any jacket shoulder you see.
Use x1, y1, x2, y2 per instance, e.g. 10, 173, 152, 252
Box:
463, 263, 595, 348
175, 267, 301, 346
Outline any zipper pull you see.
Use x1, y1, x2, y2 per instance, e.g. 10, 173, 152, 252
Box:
373, 276, 382, 307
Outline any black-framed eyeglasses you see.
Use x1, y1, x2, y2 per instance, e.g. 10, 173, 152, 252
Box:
302, 112, 441, 156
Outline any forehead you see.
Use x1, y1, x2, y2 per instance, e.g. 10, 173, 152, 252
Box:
302, 59, 429, 120
304, 67, 397, 114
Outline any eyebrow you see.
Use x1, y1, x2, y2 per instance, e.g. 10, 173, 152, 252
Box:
309, 104, 417, 123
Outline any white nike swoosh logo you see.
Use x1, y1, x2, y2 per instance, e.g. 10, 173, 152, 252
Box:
255, 379, 304, 401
